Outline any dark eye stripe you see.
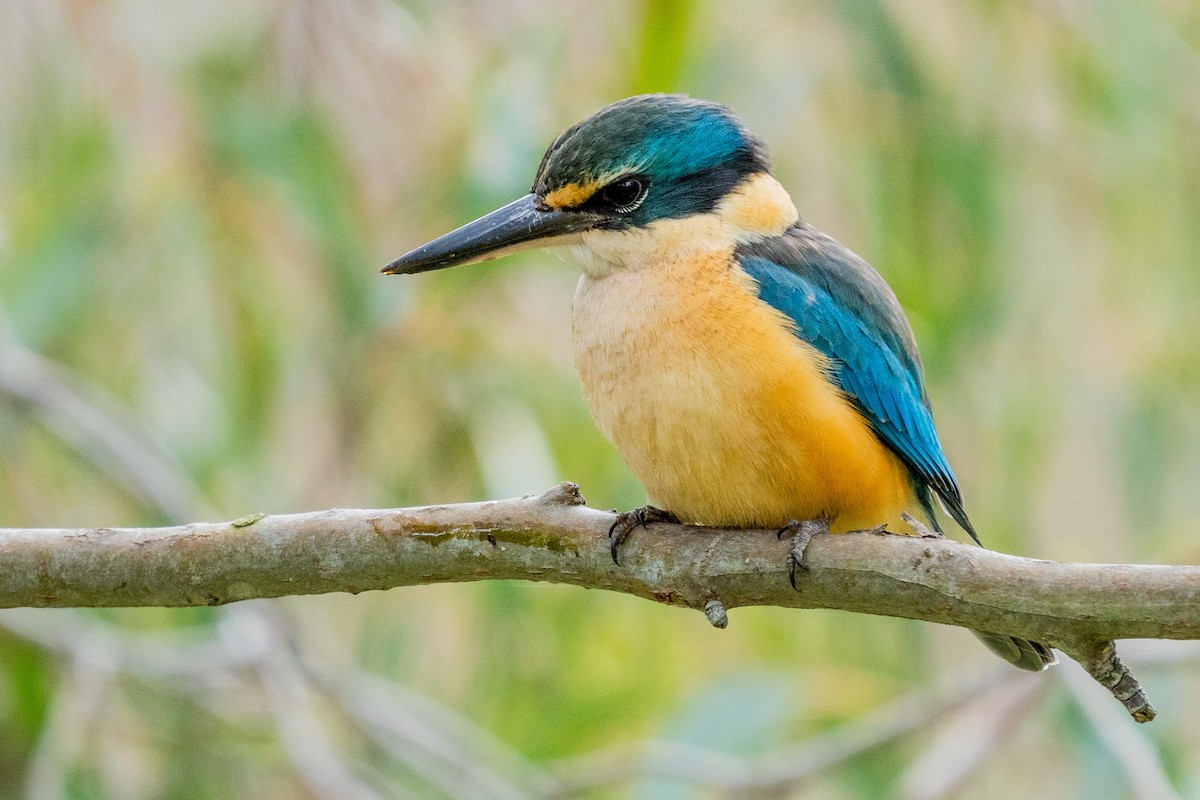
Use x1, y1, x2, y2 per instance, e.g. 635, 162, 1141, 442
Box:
601, 178, 643, 211
582, 174, 648, 215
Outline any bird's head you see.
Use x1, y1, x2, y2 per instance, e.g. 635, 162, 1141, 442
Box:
383, 94, 796, 277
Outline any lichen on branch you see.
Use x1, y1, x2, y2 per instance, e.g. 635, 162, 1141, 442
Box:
2, 482, 1194, 722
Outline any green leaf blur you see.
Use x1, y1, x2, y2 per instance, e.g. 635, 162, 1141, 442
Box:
1, 2, 1198, 798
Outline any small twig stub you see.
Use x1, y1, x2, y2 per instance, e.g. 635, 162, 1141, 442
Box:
1, 487, 1196, 720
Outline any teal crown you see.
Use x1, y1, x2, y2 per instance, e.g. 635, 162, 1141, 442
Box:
533, 94, 770, 227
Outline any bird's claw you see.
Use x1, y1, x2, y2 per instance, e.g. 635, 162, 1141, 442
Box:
608, 505, 680, 565
778, 518, 830, 590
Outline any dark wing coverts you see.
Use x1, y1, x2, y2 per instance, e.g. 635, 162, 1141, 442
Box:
736, 224, 978, 544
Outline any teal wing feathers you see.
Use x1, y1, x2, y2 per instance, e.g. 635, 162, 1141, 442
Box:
736, 223, 978, 543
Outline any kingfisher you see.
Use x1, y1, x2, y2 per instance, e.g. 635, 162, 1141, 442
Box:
384, 94, 1055, 672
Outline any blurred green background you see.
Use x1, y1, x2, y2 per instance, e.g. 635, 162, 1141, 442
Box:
1, 1, 1199, 798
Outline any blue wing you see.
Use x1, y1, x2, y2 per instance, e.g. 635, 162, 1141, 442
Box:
736, 224, 978, 543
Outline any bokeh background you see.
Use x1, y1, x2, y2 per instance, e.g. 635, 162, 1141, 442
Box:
1, 1, 1199, 798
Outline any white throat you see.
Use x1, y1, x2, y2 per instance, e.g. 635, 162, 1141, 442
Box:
557, 172, 799, 277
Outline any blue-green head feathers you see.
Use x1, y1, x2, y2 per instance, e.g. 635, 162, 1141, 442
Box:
533, 94, 770, 227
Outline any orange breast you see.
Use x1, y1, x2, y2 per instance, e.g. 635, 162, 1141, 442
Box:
571, 247, 920, 532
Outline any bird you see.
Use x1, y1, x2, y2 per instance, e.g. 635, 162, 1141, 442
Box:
383, 94, 1055, 672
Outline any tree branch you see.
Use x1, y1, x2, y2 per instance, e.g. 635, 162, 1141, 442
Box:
3, 483, 1196, 722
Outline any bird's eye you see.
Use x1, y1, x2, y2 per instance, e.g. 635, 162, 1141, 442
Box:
599, 177, 647, 213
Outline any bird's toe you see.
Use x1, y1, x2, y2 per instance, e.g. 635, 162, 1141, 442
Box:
778, 517, 830, 589
608, 505, 679, 565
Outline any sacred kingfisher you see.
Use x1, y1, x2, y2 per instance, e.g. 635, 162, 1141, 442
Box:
384, 94, 1055, 672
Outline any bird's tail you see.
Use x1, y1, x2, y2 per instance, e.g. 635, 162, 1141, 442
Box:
971, 630, 1057, 671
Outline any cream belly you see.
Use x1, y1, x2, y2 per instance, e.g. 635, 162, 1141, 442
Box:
570, 249, 919, 531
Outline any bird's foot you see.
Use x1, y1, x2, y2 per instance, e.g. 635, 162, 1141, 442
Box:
608, 505, 680, 565
777, 517, 830, 590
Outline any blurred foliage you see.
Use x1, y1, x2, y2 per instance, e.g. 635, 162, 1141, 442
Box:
1, 1, 1199, 798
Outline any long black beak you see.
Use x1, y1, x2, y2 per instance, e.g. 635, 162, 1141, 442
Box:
382, 194, 602, 275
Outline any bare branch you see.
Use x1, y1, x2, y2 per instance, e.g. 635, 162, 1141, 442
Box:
1, 483, 1197, 721
1059, 639, 1157, 722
